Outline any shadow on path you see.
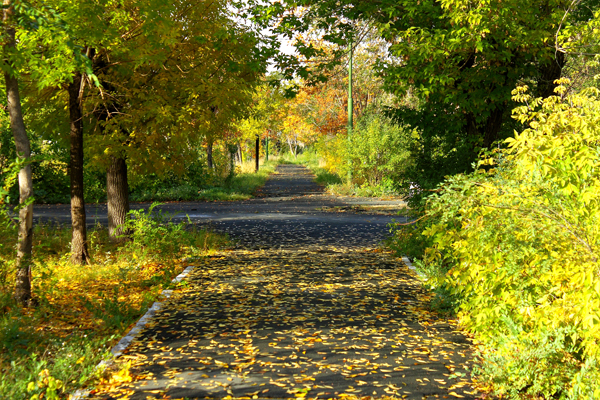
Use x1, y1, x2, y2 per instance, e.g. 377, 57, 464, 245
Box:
88, 165, 481, 400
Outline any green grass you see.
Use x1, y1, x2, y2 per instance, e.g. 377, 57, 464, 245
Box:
130, 159, 278, 202
0, 210, 227, 399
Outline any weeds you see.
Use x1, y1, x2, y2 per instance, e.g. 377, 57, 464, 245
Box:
0, 210, 226, 399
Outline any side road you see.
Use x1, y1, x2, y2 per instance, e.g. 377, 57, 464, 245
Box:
32, 165, 408, 231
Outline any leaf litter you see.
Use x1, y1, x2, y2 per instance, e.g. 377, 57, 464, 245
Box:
89, 246, 481, 400
88, 164, 483, 399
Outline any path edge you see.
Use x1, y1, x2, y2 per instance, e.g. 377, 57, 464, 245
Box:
69, 265, 196, 400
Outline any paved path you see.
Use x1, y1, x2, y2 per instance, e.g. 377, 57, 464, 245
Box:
87, 165, 480, 399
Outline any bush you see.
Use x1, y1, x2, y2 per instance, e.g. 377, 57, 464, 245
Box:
118, 203, 223, 262
308, 113, 411, 196
389, 81, 600, 398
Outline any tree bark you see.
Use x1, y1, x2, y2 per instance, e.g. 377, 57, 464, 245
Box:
207, 140, 213, 170
265, 136, 269, 161
287, 137, 297, 159
67, 72, 90, 264
237, 142, 243, 163
537, 51, 566, 98
466, 105, 506, 150
3, 8, 33, 306
482, 106, 505, 148
107, 156, 130, 241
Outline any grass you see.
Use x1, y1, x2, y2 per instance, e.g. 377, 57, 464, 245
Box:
0, 210, 228, 399
129, 159, 279, 202
282, 152, 401, 198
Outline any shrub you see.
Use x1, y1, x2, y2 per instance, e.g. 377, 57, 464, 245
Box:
310, 114, 411, 196
390, 81, 600, 398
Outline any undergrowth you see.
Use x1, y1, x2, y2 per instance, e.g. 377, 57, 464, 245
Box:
388, 83, 600, 398
0, 207, 227, 399
129, 159, 278, 202
285, 152, 401, 198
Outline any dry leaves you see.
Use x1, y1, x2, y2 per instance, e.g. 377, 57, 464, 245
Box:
90, 248, 480, 399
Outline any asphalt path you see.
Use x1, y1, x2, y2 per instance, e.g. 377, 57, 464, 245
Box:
84, 165, 481, 400
33, 164, 407, 230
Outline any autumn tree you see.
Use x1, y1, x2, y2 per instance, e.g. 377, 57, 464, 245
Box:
1, 0, 88, 300
255, 0, 600, 192
63, 0, 266, 239
235, 82, 287, 167
2, 1, 33, 304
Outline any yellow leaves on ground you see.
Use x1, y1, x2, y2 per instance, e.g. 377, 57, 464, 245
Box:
34, 260, 186, 335
88, 247, 479, 399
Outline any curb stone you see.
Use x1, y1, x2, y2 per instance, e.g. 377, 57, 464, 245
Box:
69, 265, 196, 400
402, 255, 429, 281
402, 255, 416, 271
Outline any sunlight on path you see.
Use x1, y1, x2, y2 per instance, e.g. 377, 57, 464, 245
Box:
88, 165, 481, 400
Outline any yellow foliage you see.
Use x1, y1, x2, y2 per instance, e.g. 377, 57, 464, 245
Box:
420, 81, 600, 398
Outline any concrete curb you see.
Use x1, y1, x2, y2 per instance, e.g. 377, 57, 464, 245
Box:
402, 255, 429, 282
402, 255, 417, 271
69, 265, 196, 400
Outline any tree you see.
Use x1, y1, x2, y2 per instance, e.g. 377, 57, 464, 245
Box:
1, 0, 83, 300
67, 70, 90, 263
258, 0, 600, 193
66, 0, 266, 239
2, 1, 33, 304
235, 81, 287, 164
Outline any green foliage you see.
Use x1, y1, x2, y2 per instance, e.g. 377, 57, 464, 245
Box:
118, 203, 207, 261
312, 113, 410, 197
346, 114, 412, 188
129, 158, 277, 203
387, 105, 505, 206
390, 82, 600, 398
0, 218, 226, 399
259, 0, 600, 202
0, 334, 113, 400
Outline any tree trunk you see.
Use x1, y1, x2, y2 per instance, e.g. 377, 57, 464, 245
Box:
537, 51, 566, 98
482, 106, 505, 148
107, 156, 130, 241
237, 142, 243, 163
68, 72, 90, 264
4, 12, 33, 306
265, 135, 269, 162
207, 140, 213, 170
287, 137, 297, 159
255, 135, 260, 172
466, 105, 505, 149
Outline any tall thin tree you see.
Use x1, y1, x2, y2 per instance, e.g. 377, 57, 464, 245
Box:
68, 70, 90, 263
2, 0, 33, 305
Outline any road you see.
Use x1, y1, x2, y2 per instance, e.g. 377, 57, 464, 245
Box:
84, 164, 481, 400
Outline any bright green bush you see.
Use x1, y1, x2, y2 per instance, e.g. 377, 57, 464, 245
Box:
391, 81, 600, 398
313, 113, 411, 195
346, 114, 412, 188
118, 203, 220, 261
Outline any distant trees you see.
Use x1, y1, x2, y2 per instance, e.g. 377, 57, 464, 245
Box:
258, 0, 600, 193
